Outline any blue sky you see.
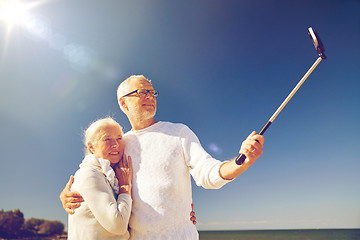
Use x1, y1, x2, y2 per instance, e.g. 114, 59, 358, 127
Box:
0, 0, 359, 231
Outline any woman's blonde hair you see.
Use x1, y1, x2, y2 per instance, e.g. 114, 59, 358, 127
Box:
83, 117, 123, 155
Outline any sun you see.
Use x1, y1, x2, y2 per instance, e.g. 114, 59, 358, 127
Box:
0, 0, 47, 28
0, 0, 47, 62
0, 0, 29, 27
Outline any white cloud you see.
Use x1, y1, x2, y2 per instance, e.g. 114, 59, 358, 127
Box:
208, 143, 223, 155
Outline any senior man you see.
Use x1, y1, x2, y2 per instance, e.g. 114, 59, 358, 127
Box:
60, 75, 264, 239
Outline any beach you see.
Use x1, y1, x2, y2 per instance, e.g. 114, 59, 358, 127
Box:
199, 229, 360, 240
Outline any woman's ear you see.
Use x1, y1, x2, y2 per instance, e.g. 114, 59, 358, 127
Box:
88, 142, 95, 154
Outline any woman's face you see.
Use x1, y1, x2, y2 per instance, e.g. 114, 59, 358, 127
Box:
89, 123, 124, 167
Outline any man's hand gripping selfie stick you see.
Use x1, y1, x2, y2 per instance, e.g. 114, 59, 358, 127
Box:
235, 27, 326, 165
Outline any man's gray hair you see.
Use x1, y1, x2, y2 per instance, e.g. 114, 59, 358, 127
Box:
116, 75, 152, 110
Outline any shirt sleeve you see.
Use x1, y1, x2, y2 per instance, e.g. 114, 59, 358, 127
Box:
73, 168, 132, 235
180, 124, 233, 189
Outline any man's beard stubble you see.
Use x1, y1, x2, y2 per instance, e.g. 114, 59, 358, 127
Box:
129, 105, 156, 123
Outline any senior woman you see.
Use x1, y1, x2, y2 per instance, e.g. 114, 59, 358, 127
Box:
68, 117, 132, 240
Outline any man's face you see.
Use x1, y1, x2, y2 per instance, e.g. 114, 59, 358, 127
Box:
122, 78, 157, 121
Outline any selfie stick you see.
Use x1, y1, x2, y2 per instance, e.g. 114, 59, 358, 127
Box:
235, 27, 326, 165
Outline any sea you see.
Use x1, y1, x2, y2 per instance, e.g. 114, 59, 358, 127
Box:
198, 229, 360, 240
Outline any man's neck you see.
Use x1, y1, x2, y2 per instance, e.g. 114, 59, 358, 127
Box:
130, 118, 157, 131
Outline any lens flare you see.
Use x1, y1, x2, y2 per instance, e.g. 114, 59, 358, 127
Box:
0, 0, 47, 63
0, 0, 28, 26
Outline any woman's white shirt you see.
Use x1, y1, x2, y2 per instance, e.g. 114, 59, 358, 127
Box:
68, 154, 131, 240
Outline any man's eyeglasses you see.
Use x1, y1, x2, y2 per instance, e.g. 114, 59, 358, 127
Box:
122, 89, 159, 98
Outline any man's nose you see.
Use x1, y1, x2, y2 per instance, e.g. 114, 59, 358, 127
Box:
145, 92, 154, 98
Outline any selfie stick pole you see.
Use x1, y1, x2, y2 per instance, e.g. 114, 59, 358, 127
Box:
235, 27, 326, 165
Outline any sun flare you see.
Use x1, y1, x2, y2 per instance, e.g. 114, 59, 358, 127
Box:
0, 0, 29, 26
0, 0, 47, 62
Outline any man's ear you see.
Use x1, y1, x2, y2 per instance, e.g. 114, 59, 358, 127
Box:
118, 97, 128, 112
